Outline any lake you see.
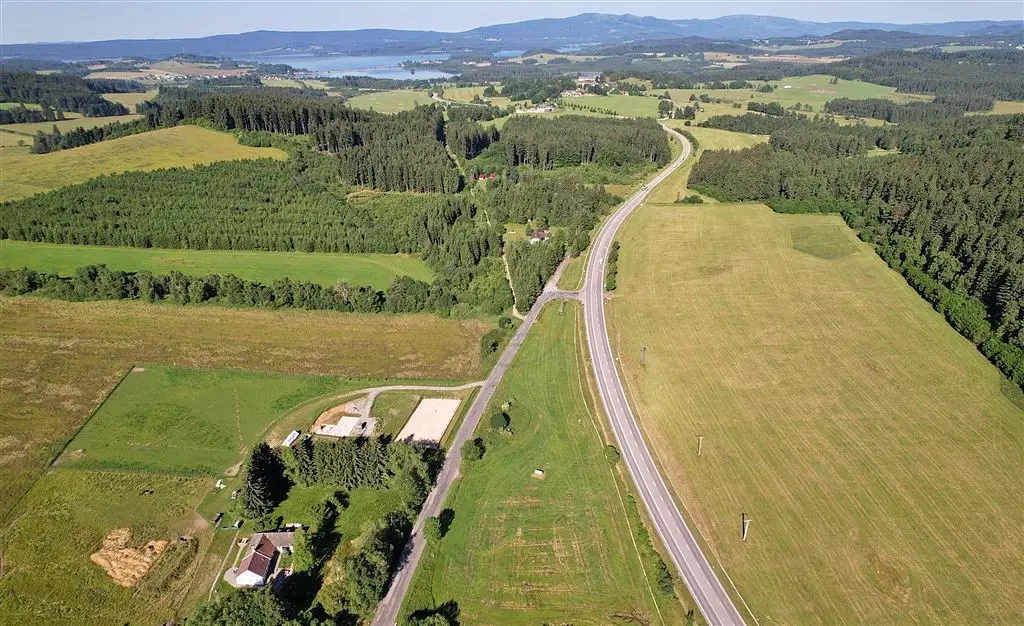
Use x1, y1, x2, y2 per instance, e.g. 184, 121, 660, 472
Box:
245, 53, 452, 80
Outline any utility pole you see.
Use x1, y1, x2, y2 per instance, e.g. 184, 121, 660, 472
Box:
640, 344, 646, 367
696, 435, 704, 457
741, 512, 751, 541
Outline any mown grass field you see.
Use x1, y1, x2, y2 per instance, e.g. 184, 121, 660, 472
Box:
0, 240, 433, 289
562, 93, 660, 118
63, 366, 353, 474
101, 89, 158, 108
346, 89, 432, 113
969, 100, 1024, 115
0, 112, 141, 138
0, 125, 284, 202
0, 468, 212, 625
0, 297, 490, 518
402, 303, 690, 624
440, 85, 513, 109
607, 202, 1024, 623
665, 74, 930, 123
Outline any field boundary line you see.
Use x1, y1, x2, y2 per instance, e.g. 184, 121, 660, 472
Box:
0, 364, 135, 527
572, 302, 667, 626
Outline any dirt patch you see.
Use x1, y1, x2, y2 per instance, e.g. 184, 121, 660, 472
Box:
53, 448, 83, 465
189, 513, 211, 533
90, 528, 168, 587
131, 366, 146, 373
224, 461, 242, 477
313, 396, 366, 430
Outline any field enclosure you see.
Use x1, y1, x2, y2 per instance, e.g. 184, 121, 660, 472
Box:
0, 240, 432, 289
0, 125, 284, 202
607, 202, 1023, 623
0, 297, 490, 518
402, 303, 689, 624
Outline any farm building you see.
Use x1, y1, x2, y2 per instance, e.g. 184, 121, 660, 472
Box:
226, 531, 294, 588
577, 72, 601, 86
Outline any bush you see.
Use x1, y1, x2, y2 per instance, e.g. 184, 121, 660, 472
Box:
461, 437, 485, 461
480, 328, 505, 359
424, 516, 442, 543
489, 411, 510, 430
604, 445, 621, 464
676, 194, 704, 204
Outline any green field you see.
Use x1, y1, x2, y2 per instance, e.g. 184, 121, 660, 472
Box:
0, 112, 141, 138
63, 366, 356, 474
346, 89, 432, 113
608, 202, 1024, 623
101, 89, 158, 108
0, 468, 212, 625
0, 125, 285, 202
402, 303, 690, 623
0, 296, 490, 519
0, 240, 432, 289
665, 75, 931, 123
0, 102, 43, 110
562, 93, 660, 118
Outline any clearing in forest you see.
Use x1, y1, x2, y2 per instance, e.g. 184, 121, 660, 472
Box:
401, 303, 690, 624
0, 125, 285, 202
607, 202, 1024, 623
0, 240, 433, 290
345, 89, 432, 113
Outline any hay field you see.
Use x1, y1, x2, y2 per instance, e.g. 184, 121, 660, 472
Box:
968, 100, 1024, 115
0, 125, 284, 202
346, 89, 431, 113
101, 89, 158, 108
0, 240, 433, 289
0, 112, 141, 139
607, 202, 1024, 623
402, 303, 689, 624
562, 93, 660, 118
0, 469, 211, 625
0, 297, 490, 518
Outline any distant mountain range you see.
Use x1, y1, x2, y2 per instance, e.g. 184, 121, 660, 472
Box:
3, 13, 1021, 60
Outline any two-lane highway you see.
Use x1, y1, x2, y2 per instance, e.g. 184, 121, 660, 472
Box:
582, 127, 747, 625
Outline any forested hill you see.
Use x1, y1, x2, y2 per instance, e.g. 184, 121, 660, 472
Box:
689, 113, 1024, 385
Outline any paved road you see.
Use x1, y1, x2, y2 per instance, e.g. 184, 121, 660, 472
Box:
371, 260, 573, 626
581, 127, 747, 625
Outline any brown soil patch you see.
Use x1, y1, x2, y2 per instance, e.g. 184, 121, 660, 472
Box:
224, 461, 242, 477
312, 396, 366, 429
54, 448, 84, 465
131, 366, 146, 373
90, 528, 167, 587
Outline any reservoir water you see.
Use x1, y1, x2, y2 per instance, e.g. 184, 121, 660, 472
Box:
246, 53, 452, 80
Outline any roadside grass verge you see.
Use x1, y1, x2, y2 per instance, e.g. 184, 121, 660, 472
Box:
0, 240, 432, 289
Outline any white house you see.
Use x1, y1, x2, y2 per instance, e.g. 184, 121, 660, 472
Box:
228, 531, 295, 588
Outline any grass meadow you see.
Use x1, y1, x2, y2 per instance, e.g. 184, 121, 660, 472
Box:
402, 303, 691, 624
0, 240, 432, 289
346, 89, 433, 113
562, 93, 660, 118
62, 366, 353, 474
0, 125, 285, 202
0, 296, 490, 518
0, 112, 142, 139
0, 469, 212, 625
607, 202, 1024, 623
969, 100, 1024, 115
101, 89, 159, 108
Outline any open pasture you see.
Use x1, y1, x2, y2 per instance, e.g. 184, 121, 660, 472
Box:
562, 93, 660, 118
0, 296, 490, 518
101, 89, 158, 108
62, 366, 353, 475
0, 468, 212, 625
0, 240, 432, 289
607, 202, 1024, 623
0, 112, 139, 137
0, 125, 284, 202
346, 89, 432, 113
402, 303, 688, 624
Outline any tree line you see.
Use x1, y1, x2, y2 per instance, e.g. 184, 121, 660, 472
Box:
0, 102, 66, 124
689, 113, 1024, 385
500, 115, 671, 169
0, 71, 137, 117
30, 116, 152, 153
505, 238, 566, 311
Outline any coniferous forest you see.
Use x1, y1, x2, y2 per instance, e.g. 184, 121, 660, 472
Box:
0, 71, 139, 116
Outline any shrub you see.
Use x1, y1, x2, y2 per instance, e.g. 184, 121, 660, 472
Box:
461, 437, 485, 461
489, 411, 510, 430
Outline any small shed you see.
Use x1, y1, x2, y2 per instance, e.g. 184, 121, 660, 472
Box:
282, 430, 301, 447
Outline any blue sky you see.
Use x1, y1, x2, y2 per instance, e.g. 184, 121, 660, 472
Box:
2, 1, 1021, 44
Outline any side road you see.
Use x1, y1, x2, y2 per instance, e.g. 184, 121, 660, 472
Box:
371, 258, 573, 626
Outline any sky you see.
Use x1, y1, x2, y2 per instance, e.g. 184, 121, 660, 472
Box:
1, 1, 1022, 44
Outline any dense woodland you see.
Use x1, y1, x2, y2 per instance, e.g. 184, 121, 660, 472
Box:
500, 115, 670, 169
690, 113, 1024, 384
0, 71, 138, 116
